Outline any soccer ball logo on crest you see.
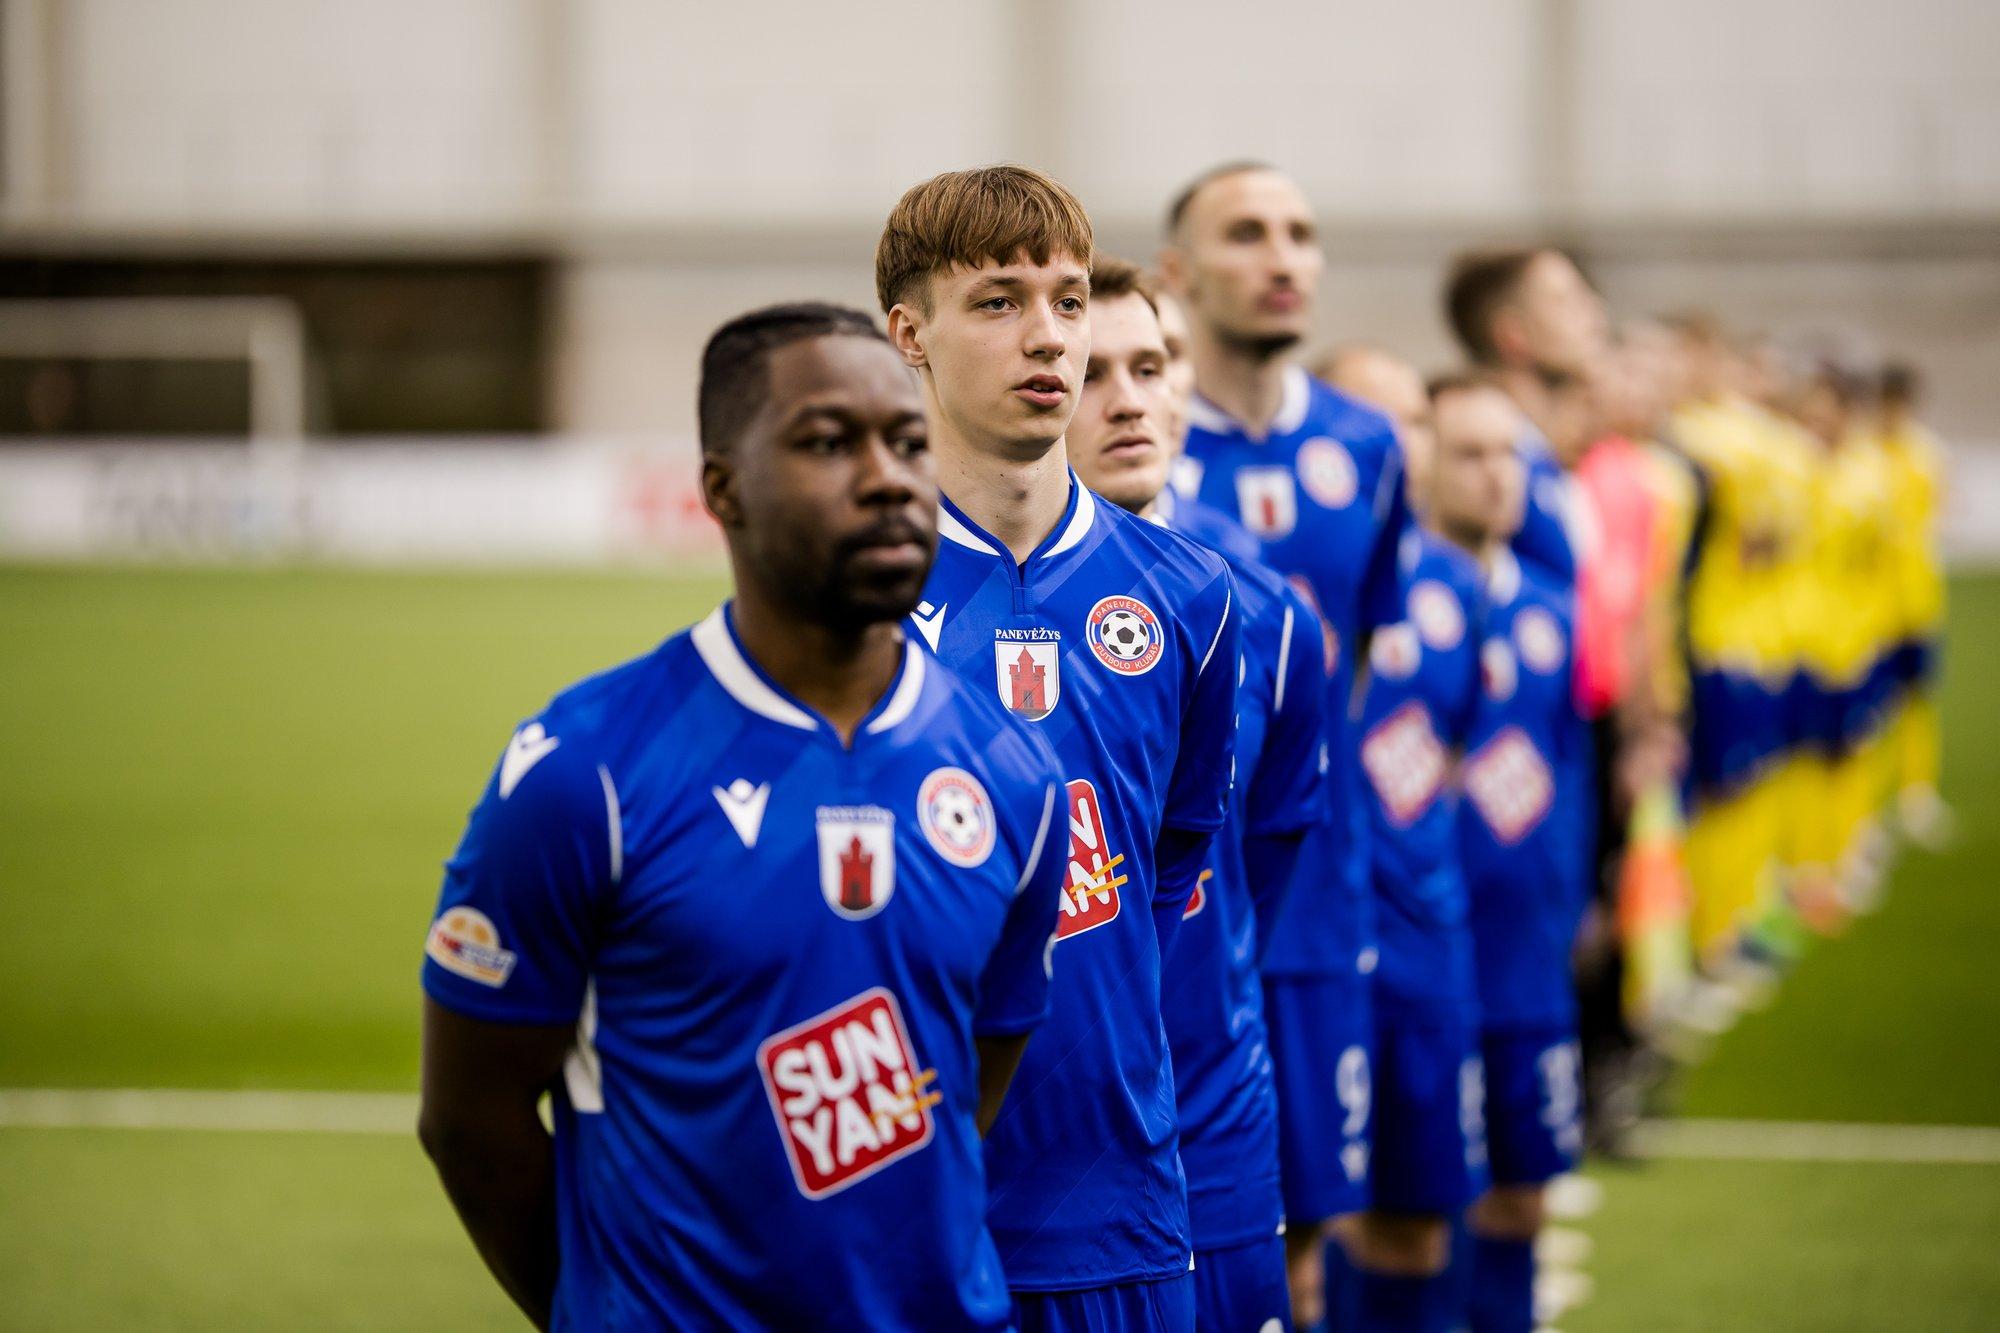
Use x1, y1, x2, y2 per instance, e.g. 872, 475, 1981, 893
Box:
1086, 596, 1164, 675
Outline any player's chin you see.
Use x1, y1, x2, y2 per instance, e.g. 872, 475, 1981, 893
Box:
828, 563, 933, 628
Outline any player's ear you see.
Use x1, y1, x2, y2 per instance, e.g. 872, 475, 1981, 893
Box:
700, 450, 744, 529
886, 304, 928, 370
1155, 246, 1188, 297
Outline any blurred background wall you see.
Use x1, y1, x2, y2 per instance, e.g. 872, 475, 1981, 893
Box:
2, 0, 1997, 553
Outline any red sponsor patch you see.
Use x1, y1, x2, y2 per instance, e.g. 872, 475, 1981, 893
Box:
1462, 726, 1555, 844
1059, 779, 1124, 939
1359, 701, 1449, 827
757, 987, 936, 1199
1182, 868, 1212, 919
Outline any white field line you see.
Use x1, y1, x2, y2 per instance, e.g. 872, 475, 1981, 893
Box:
1633, 1118, 2000, 1164
0, 1088, 416, 1135
4, 1092, 2000, 1165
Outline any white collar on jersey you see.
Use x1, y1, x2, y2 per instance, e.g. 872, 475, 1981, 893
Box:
1487, 545, 1522, 605
692, 607, 926, 735
1185, 364, 1312, 440
937, 472, 1098, 560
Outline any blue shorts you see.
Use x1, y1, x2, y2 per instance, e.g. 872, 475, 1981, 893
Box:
1262, 970, 1373, 1224
1192, 1234, 1291, 1332
1482, 1028, 1582, 1187
1369, 1010, 1486, 1215
1013, 1273, 1195, 1333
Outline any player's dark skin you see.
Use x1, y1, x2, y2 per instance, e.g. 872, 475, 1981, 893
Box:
419, 332, 1033, 1331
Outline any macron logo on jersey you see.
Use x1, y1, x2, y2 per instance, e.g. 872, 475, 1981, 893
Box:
911, 601, 949, 652
499, 723, 559, 799
713, 778, 772, 849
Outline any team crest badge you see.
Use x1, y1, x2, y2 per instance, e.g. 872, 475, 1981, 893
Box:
1482, 638, 1517, 701
1409, 580, 1464, 650
1463, 726, 1555, 844
1360, 700, 1449, 827
1369, 623, 1421, 680
1235, 466, 1298, 538
1297, 438, 1359, 509
994, 628, 1061, 721
757, 987, 937, 1199
1086, 595, 1164, 675
1514, 607, 1565, 674
816, 805, 896, 920
1059, 779, 1124, 940
918, 767, 995, 868
426, 906, 517, 988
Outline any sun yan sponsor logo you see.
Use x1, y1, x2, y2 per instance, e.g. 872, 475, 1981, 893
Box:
1058, 779, 1125, 940
757, 988, 938, 1199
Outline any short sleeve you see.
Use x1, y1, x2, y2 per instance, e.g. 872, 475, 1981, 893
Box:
421, 720, 617, 1025
1162, 566, 1241, 835
1246, 589, 1332, 836
974, 779, 1065, 1037
1360, 439, 1412, 633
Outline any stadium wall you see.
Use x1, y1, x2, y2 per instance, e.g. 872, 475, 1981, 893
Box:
4, 437, 1999, 569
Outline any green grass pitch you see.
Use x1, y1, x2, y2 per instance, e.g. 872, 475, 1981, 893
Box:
1, 565, 1996, 1328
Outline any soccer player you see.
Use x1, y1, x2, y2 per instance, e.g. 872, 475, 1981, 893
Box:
417, 303, 1070, 1330
1068, 254, 1331, 1330
1345, 373, 1511, 1332
1442, 247, 1609, 584
1160, 161, 1408, 1327
1456, 423, 1590, 1333
878, 168, 1240, 1329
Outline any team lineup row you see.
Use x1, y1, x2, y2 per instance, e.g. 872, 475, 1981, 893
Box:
415, 162, 1947, 1333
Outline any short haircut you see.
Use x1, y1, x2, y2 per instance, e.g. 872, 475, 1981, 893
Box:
1443, 249, 1540, 365
874, 165, 1094, 314
1088, 252, 1157, 313
1165, 159, 1276, 237
1426, 368, 1507, 404
698, 302, 886, 456
1880, 360, 1920, 405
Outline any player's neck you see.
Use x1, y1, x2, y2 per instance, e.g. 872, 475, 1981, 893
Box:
1189, 325, 1290, 437
929, 419, 1074, 564
729, 592, 906, 746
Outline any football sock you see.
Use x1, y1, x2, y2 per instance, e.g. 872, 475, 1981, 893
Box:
1468, 1233, 1536, 1333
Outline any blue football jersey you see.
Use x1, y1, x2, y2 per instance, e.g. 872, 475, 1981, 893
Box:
1513, 427, 1581, 587
1180, 366, 1409, 980
422, 609, 1067, 1330
1460, 551, 1590, 1029
913, 473, 1239, 1290
1157, 495, 1330, 1249
1355, 529, 1486, 1021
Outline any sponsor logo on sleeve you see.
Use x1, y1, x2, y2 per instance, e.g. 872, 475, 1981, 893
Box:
816, 805, 897, 920
917, 767, 995, 868
1359, 701, 1449, 826
1058, 779, 1124, 940
1462, 726, 1555, 844
1297, 438, 1359, 509
757, 988, 937, 1199
426, 907, 518, 988
1408, 580, 1464, 651
1235, 466, 1299, 538
994, 628, 1061, 721
1086, 595, 1164, 675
